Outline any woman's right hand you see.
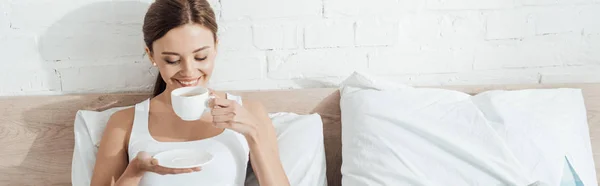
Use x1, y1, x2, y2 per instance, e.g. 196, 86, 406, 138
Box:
131, 151, 202, 175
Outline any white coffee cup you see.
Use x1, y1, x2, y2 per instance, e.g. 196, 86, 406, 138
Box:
171, 86, 214, 121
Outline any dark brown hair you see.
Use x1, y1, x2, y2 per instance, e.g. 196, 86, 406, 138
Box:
142, 0, 218, 97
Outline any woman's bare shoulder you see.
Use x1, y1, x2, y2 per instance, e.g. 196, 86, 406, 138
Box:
106, 107, 136, 131
110, 107, 135, 122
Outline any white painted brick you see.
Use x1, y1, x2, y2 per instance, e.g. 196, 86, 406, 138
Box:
397, 13, 444, 43
57, 64, 156, 92
217, 24, 256, 51
211, 79, 283, 91
443, 70, 541, 85
580, 5, 600, 34
369, 46, 474, 75
0, 31, 45, 70
426, 0, 515, 10
39, 22, 144, 61
540, 66, 600, 83
0, 69, 61, 95
473, 42, 530, 70
324, 0, 400, 17
355, 19, 397, 47
473, 34, 578, 69
0, 0, 8, 32
485, 10, 535, 40
252, 23, 299, 50
562, 34, 600, 66
2, 0, 600, 95
439, 11, 486, 40
382, 69, 540, 86
398, 11, 485, 44
267, 49, 368, 79
397, 0, 427, 12
210, 51, 265, 82
221, 0, 322, 21
532, 7, 581, 35
9, 0, 64, 32
210, 76, 344, 90
50, 56, 150, 70
304, 20, 354, 49
10, 0, 108, 33
111, 1, 152, 25
521, 0, 591, 6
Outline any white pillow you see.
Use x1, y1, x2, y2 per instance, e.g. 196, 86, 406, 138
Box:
338, 71, 596, 186
72, 107, 327, 186
72, 106, 131, 186
245, 112, 328, 186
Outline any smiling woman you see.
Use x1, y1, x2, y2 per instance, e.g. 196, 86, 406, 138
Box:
89, 0, 290, 186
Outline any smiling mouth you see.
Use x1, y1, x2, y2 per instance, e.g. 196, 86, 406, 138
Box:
175, 77, 201, 87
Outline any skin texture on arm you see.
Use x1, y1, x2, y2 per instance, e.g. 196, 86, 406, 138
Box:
90, 108, 139, 186
243, 100, 290, 186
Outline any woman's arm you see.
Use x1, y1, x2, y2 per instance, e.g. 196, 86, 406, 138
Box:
243, 101, 290, 186
90, 108, 141, 186
90, 107, 201, 186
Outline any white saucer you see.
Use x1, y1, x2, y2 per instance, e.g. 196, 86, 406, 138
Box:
153, 149, 213, 169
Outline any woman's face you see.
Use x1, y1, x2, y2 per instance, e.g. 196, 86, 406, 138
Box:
147, 23, 217, 93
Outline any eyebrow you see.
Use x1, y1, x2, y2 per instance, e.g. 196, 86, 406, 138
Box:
161, 46, 210, 55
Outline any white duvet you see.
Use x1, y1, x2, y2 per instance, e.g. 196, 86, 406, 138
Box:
339, 71, 596, 186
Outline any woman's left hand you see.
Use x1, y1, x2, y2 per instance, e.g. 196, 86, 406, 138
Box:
208, 92, 261, 139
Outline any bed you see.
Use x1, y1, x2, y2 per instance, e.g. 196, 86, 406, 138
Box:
0, 83, 599, 186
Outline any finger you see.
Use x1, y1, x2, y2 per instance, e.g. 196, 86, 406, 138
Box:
154, 166, 178, 174
139, 158, 159, 172
211, 98, 232, 108
208, 88, 218, 97
135, 151, 155, 171
169, 168, 193, 174
136, 151, 152, 161
212, 115, 234, 123
155, 166, 199, 174
213, 121, 233, 129
153, 166, 171, 174
211, 107, 235, 115
150, 158, 159, 166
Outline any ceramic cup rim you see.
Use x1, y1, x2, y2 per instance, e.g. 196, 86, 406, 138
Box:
171, 86, 209, 98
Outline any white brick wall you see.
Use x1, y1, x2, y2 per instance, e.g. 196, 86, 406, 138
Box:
253, 23, 299, 50
304, 20, 354, 49
1, 0, 600, 96
324, 0, 401, 18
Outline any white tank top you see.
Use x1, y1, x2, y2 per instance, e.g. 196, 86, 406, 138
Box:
127, 93, 250, 186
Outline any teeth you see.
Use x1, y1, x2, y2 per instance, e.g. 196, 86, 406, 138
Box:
178, 79, 198, 85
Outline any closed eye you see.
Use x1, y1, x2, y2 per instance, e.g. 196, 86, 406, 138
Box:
195, 57, 208, 61
165, 60, 178, 64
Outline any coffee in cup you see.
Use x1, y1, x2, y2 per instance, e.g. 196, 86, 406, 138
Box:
171, 86, 214, 121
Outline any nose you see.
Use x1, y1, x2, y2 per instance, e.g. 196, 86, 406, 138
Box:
179, 59, 196, 77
